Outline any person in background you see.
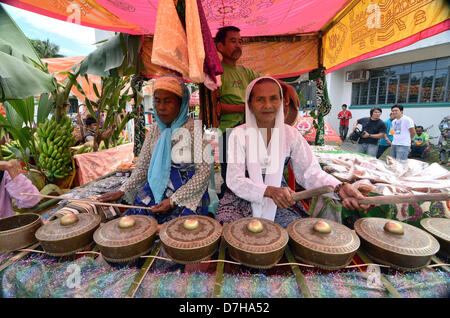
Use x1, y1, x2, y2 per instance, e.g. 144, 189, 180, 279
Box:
438, 115, 450, 166
0, 159, 41, 219
390, 105, 415, 162
352, 107, 386, 157
84, 116, 98, 143
337, 104, 352, 142
409, 126, 430, 160
376, 112, 395, 159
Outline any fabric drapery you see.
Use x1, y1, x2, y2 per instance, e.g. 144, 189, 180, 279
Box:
185, 0, 205, 83
151, 0, 189, 78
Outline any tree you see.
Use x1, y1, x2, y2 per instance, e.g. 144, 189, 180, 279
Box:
30, 39, 64, 58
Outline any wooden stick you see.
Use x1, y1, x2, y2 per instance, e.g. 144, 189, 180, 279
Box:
20, 192, 155, 211
125, 241, 161, 299
358, 192, 450, 206
291, 185, 335, 202
285, 245, 313, 298
0, 242, 41, 273
213, 239, 227, 298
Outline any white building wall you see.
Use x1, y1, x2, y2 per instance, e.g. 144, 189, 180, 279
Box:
325, 31, 450, 143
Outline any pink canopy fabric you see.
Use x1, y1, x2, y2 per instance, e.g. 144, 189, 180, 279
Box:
2, 0, 448, 75
97, 0, 352, 36
2, 0, 351, 36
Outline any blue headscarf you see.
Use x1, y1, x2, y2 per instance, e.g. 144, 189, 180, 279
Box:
147, 75, 190, 203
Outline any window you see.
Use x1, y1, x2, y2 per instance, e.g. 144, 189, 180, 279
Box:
408, 72, 421, 103
359, 82, 369, 105
351, 83, 360, 105
368, 77, 378, 104
387, 77, 398, 104
420, 70, 434, 103
351, 57, 450, 105
378, 77, 387, 104
398, 74, 409, 103
433, 69, 448, 102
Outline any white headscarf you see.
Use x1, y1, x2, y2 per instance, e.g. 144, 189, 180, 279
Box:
244, 76, 287, 221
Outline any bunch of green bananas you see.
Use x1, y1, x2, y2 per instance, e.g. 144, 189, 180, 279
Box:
36, 116, 76, 179
0, 140, 20, 160
73, 136, 129, 155
74, 144, 94, 154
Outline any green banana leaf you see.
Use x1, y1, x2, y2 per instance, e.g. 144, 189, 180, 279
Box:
0, 4, 42, 66
79, 33, 142, 77
0, 51, 55, 100
4, 96, 35, 126
37, 93, 52, 124
0, 4, 55, 100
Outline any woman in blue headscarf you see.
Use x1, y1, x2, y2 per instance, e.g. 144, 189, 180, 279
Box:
98, 75, 211, 226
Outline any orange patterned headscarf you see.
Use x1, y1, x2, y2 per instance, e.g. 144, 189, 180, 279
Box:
153, 75, 183, 97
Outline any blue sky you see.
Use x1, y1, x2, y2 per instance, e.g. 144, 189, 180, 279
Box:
3, 3, 98, 57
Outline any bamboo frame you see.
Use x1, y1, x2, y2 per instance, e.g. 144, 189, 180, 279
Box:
213, 239, 227, 298
125, 241, 161, 298
357, 250, 402, 298
21, 192, 154, 211
284, 245, 313, 298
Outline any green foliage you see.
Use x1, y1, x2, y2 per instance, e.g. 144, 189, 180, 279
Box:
29, 39, 64, 58
70, 74, 134, 151
0, 96, 44, 170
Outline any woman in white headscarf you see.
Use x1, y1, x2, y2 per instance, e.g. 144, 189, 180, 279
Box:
216, 77, 367, 227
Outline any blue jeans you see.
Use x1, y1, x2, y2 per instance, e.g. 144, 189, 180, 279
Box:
376, 145, 390, 159
391, 145, 410, 161
357, 143, 378, 157
409, 145, 426, 159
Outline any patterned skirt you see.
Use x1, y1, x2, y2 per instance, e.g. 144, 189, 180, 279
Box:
126, 166, 210, 224
216, 189, 310, 228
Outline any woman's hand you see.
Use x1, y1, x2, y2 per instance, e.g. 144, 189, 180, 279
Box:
0, 159, 21, 179
150, 198, 173, 214
97, 191, 125, 202
337, 183, 370, 211
264, 186, 295, 210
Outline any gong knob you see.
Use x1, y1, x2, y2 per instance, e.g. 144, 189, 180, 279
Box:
313, 221, 331, 234
60, 214, 79, 226
248, 220, 264, 233
183, 218, 199, 230
384, 221, 404, 235
118, 216, 136, 229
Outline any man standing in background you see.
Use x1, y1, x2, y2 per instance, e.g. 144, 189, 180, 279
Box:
376, 112, 395, 159
337, 104, 352, 142
352, 107, 386, 157
390, 105, 416, 162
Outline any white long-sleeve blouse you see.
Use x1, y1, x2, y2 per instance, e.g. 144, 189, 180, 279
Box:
226, 123, 341, 204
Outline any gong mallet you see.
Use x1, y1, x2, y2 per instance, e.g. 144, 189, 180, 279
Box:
20, 193, 156, 211
291, 185, 335, 202
357, 192, 450, 206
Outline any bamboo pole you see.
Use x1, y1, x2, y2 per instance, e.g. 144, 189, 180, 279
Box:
357, 193, 450, 206
0, 242, 41, 273
213, 239, 227, 298
284, 245, 313, 298
21, 192, 154, 211
357, 250, 402, 298
125, 241, 161, 298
